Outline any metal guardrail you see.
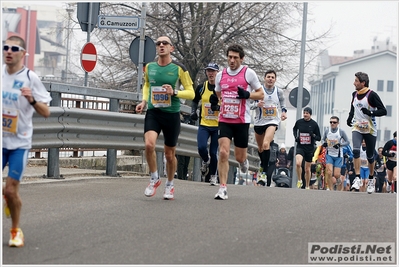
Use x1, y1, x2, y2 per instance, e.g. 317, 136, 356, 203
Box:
34, 82, 260, 182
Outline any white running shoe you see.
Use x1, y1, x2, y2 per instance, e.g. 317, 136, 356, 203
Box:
163, 185, 174, 200
351, 177, 360, 190
239, 159, 249, 173
367, 179, 375, 194
144, 179, 161, 197
209, 175, 218, 186
214, 186, 228, 200
9, 228, 24, 247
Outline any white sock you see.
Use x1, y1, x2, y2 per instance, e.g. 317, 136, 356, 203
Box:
151, 171, 159, 180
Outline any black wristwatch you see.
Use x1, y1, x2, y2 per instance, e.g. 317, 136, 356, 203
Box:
30, 98, 37, 106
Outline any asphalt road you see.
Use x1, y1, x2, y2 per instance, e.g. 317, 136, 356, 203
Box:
2, 177, 397, 265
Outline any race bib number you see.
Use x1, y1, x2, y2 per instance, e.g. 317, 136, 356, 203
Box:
221, 98, 241, 119
360, 159, 368, 167
299, 133, 311, 145
327, 139, 338, 147
262, 105, 277, 119
204, 103, 219, 120
151, 86, 171, 108
355, 120, 370, 133
2, 108, 19, 134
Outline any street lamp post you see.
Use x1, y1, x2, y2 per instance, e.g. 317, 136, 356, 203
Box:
65, 8, 74, 82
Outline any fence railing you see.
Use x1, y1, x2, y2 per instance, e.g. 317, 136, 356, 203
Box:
35, 82, 260, 183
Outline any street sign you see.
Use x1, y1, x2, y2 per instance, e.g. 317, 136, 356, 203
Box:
81, 42, 97, 72
129, 36, 156, 66
77, 3, 100, 33
98, 15, 140, 30
288, 87, 310, 108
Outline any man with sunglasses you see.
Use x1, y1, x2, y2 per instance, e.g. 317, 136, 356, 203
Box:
346, 72, 387, 194
3, 35, 52, 247
136, 36, 195, 200
321, 116, 350, 190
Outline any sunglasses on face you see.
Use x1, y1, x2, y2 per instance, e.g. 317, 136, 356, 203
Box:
330, 121, 338, 124
156, 40, 171, 46
3, 45, 25, 52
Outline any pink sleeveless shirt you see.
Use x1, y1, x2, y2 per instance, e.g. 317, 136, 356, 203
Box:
219, 66, 252, 123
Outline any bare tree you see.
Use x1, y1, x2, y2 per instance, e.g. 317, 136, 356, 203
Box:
84, 2, 331, 91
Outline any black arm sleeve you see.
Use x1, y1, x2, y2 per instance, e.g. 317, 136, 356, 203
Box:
382, 140, 393, 157
293, 122, 298, 139
192, 84, 202, 104
348, 92, 356, 118
369, 91, 387, 117
191, 102, 198, 114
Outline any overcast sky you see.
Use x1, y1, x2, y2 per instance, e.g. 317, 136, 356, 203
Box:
3, 1, 398, 58
306, 1, 398, 56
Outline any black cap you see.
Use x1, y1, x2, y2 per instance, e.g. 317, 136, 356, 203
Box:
303, 107, 312, 115
205, 62, 219, 71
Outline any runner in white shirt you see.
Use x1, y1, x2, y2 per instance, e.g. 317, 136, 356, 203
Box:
251, 70, 287, 186
2, 35, 52, 248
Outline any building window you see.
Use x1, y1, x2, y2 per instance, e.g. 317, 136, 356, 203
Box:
387, 80, 394, 92
384, 130, 391, 142
386, 105, 392, 116
377, 80, 384, 91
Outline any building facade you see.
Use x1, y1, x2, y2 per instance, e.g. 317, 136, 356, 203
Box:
309, 44, 397, 149
2, 3, 69, 78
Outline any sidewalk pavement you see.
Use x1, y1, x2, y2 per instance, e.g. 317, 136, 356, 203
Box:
2, 165, 147, 184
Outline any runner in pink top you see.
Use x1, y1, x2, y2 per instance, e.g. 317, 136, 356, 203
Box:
211, 44, 264, 200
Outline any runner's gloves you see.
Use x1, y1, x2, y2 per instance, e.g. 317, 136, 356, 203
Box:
333, 143, 341, 149
347, 114, 353, 127
236, 86, 250, 99
361, 107, 372, 116
190, 112, 198, 121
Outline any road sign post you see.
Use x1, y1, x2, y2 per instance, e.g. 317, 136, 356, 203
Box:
81, 42, 97, 73
292, 2, 308, 189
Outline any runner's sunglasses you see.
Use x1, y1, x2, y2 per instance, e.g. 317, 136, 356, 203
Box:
3, 45, 25, 52
156, 41, 172, 46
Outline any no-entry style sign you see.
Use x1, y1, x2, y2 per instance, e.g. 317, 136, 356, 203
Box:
81, 42, 97, 72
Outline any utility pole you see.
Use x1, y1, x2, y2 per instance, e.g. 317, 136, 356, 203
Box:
291, 2, 308, 188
